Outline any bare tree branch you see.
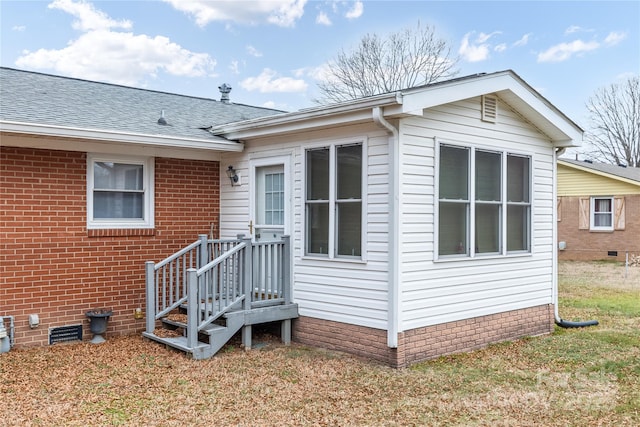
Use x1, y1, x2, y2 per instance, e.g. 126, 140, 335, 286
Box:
315, 21, 459, 104
585, 75, 640, 167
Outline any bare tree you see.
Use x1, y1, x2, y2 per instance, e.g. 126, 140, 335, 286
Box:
585, 75, 640, 167
316, 22, 459, 104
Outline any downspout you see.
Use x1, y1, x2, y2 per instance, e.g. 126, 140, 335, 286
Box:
553, 147, 598, 328
372, 107, 400, 347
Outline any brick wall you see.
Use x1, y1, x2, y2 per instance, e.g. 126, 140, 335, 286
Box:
558, 195, 640, 261
293, 304, 554, 368
0, 147, 219, 347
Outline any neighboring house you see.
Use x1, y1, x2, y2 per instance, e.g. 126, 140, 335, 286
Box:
557, 159, 640, 261
1, 67, 583, 367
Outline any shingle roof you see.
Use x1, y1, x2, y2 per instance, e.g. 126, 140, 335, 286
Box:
560, 158, 640, 183
0, 67, 283, 141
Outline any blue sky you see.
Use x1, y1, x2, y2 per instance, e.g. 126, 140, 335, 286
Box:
1, 0, 638, 132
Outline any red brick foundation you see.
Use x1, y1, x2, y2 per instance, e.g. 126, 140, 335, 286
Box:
293, 304, 555, 368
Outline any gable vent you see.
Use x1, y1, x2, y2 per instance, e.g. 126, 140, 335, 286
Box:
482, 95, 498, 123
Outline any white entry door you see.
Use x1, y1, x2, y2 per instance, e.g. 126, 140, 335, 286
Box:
251, 160, 289, 242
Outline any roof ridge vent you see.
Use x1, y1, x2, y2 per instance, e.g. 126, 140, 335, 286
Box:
219, 83, 232, 103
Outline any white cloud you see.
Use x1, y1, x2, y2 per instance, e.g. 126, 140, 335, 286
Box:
565, 25, 593, 35
604, 31, 627, 46
163, 0, 307, 28
537, 39, 599, 63
345, 1, 363, 20
240, 68, 307, 93
246, 45, 263, 57
459, 31, 498, 62
316, 11, 331, 26
565, 25, 582, 34
16, 1, 216, 86
513, 33, 531, 47
16, 30, 216, 85
12, 25, 26, 31
293, 64, 331, 82
476, 31, 501, 44
49, 0, 132, 31
494, 43, 507, 53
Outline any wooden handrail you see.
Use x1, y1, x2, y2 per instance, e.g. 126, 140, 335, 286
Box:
146, 235, 292, 346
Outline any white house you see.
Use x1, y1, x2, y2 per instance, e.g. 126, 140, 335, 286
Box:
212, 70, 582, 366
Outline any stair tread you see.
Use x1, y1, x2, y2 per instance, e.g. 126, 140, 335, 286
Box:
142, 332, 207, 352
200, 323, 227, 335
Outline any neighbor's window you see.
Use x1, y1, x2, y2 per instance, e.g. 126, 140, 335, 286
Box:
305, 143, 363, 258
590, 197, 613, 231
87, 154, 154, 229
437, 143, 531, 258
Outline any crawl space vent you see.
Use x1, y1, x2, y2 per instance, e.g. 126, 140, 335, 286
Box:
482, 95, 498, 123
49, 324, 83, 345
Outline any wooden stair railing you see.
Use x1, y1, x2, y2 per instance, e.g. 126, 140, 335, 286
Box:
143, 235, 296, 359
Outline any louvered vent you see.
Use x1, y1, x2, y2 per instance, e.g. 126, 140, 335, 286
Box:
49, 324, 83, 344
482, 95, 498, 123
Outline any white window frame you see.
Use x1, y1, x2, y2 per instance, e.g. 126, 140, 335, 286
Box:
590, 196, 614, 231
435, 140, 532, 260
87, 153, 154, 229
302, 138, 367, 261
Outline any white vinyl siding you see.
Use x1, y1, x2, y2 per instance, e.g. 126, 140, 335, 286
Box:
398, 96, 555, 331
220, 127, 389, 330
219, 95, 559, 335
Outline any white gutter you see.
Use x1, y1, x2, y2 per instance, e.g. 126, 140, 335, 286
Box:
0, 120, 244, 152
372, 107, 400, 348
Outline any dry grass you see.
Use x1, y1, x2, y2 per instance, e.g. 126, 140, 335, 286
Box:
1, 261, 639, 426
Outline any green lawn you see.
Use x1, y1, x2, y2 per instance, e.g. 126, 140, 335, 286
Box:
1, 261, 638, 426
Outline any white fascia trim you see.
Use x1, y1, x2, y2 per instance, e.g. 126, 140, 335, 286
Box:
0, 120, 243, 152
210, 93, 402, 139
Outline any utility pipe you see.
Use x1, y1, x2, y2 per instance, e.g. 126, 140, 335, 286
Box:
553, 147, 598, 328
0, 315, 15, 350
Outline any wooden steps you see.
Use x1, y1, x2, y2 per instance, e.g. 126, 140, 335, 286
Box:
143, 303, 298, 360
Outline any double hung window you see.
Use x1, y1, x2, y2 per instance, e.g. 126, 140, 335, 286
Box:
87, 154, 154, 229
305, 143, 363, 258
590, 197, 613, 231
437, 143, 531, 258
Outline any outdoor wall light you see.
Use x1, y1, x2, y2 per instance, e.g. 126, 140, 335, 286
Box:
226, 165, 240, 186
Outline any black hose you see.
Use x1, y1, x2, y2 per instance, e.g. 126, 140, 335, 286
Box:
555, 319, 599, 328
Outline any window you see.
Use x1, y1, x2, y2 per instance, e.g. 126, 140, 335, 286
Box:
87, 154, 154, 229
305, 143, 363, 258
590, 197, 613, 231
263, 170, 285, 226
437, 143, 531, 258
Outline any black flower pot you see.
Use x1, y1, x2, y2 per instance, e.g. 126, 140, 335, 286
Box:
86, 309, 112, 344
